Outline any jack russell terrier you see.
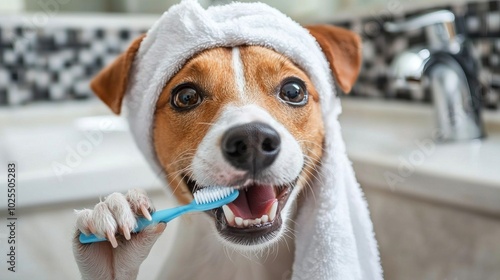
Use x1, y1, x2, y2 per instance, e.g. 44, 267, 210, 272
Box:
72, 2, 374, 280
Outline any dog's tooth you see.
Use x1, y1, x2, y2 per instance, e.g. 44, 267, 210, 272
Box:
261, 215, 269, 223
222, 205, 235, 225
255, 218, 261, 224
269, 201, 278, 221
243, 219, 249, 227
235, 217, 243, 227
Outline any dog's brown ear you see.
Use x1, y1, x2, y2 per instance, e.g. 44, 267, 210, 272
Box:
306, 25, 362, 93
90, 34, 146, 114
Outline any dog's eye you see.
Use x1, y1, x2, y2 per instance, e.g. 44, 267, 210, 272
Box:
171, 86, 202, 110
278, 80, 308, 106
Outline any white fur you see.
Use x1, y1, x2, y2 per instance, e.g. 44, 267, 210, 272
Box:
232, 47, 247, 101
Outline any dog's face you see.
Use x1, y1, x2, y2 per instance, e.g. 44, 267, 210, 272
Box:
90, 25, 361, 250
153, 46, 324, 248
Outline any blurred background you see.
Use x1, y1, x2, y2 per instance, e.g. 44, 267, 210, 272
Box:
0, 0, 499, 279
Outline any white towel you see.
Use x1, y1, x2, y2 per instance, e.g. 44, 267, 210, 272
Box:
122, 0, 382, 279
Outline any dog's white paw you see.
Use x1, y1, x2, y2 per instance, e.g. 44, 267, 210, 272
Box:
75, 188, 155, 248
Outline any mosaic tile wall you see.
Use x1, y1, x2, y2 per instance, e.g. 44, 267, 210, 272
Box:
0, 18, 149, 105
0, 0, 499, 110
336, 0, 500, 109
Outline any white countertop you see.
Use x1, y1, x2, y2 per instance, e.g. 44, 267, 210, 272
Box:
0, 100, 164, 209
340, 98, 500, 215
1, 98, 499, 214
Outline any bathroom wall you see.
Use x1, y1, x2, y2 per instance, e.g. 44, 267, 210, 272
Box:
0, 14, 152, 105
333, 0, 500, 110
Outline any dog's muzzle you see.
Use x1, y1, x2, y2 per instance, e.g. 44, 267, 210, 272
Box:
186, 121, 298, 246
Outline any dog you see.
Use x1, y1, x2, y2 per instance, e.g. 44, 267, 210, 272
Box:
72, 12, 361, 280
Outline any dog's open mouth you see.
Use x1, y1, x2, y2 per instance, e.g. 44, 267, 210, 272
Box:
185, 177, 294, 245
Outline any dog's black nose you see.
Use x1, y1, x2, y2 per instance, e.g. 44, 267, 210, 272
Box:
221, 122, 281, 174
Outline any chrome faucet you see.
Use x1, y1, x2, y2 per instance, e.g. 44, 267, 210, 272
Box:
385, 10, 485, 141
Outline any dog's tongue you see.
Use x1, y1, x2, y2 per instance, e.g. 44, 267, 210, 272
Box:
227, 185, 276, 219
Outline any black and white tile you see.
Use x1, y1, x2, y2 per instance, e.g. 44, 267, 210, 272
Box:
0, 20, 147, 106
0, 0, 499, 110
342, 0, 500, 110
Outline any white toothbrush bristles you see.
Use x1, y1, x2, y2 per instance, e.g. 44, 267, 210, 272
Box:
193, 187, 235, 204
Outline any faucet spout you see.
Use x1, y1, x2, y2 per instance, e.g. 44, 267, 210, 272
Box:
424, 54, 484, 141
385, 10, 485, 142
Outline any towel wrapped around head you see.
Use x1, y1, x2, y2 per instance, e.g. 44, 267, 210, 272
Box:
92, 0, 383, 279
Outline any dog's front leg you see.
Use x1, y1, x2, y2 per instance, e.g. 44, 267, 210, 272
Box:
72, 189, 166, 280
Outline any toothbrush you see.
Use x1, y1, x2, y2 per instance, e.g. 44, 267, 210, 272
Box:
80, 187, 239, 244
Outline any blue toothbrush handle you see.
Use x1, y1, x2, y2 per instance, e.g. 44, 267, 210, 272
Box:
79, 204, 192, 244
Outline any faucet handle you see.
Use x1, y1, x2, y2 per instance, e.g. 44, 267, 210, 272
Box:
385, 10, 459, 51
384, 10, 455, 33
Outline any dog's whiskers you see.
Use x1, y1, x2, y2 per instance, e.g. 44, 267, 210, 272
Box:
166, 150, 197, 168
296, 172, 317, 204
301, 163, 323, 186
168, 170, 193, 199
302, 155, 325, 183
167, 163, 193, 178
297, 139, 326, 153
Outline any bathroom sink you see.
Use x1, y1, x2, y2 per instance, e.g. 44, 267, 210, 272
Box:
339, 98, 500, 215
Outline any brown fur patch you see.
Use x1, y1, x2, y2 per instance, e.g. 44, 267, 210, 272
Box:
91, 35, 145, 114
306, 25, 362, 93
